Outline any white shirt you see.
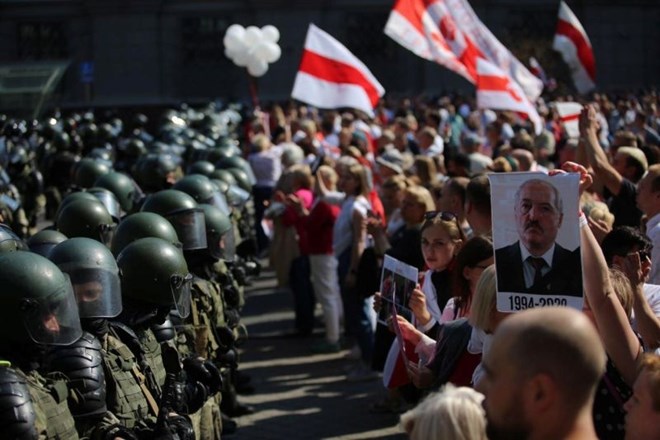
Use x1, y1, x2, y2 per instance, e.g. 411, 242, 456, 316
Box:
468, 327, 492, 388
332, 195, 370, 257
467, 152, 493, 174
646, 213, 660, 285
248, 147, 282, 187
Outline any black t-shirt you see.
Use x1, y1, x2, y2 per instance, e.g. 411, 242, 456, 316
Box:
607, 178, 642, 228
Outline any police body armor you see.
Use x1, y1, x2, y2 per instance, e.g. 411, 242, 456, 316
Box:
0, 365, 38, 439
104, 325, 158, 429
21, 369, 79, 440
45, 332, 107, 418
136, 327, 167, 391
175, 275, 225, 361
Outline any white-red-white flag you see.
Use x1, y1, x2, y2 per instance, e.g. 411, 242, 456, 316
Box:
476, 58, 543, 135
553, 101, 583, 139
384, 0, 543, 100
529, 57, 548, 85
291, 24, 385, 117
553, 1, 596, 94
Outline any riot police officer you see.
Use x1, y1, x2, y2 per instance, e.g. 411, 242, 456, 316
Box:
0, 251, 82, 439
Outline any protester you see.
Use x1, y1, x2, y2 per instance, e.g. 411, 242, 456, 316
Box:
333, 160, 377, 381
287, 165, 343, 352
478, 306, 606, 440
399, 384, 487, 440
624, 354, 660, 440
411, 210, 466, 335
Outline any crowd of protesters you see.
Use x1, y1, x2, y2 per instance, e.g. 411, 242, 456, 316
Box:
249, 90, 660, 439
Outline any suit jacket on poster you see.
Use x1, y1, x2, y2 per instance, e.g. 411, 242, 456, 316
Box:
495, 241, 583, 296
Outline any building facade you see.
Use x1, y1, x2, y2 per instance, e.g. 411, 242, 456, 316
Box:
0, 0, 657, 112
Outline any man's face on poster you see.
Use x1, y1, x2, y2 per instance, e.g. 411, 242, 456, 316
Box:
514, 180, 563, 256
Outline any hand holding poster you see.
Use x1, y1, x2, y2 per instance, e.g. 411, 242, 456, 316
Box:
378, 255, 419, 326
488, 172, 583, 312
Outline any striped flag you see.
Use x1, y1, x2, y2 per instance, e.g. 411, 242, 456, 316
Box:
291, 24, 385, 117
384, 0, 543, 100
553, 101, 583, 139
553, 1, 596, 94
529, 56, 548, 85
476, 58, 543, 135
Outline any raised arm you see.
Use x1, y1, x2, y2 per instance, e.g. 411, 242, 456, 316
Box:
568, 162, 642, 384
622, 255, 660, 351
579, 104, 624, 195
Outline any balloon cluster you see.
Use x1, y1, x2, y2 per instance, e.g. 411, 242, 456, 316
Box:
223, 24, 282, 78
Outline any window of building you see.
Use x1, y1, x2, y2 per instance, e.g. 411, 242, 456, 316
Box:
181, 17, 234, 65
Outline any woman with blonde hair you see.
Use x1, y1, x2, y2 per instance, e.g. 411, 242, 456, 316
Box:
400, 384, 487, 440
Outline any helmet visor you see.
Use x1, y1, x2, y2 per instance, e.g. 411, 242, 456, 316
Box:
98, 223, 117, 248
21, 276, 83, 346
209, 228, 235, 262
226, 185, 250, 208
206, 192, 231, 216
0, 224, 26, 252
170, 272, 193, 318
167, 209, 207, 251
91, 191, 122, 220
65, 267, 122, 318
130, 177, 145, 209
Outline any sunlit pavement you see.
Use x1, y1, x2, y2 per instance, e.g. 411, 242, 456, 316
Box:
233, 263, 406, 439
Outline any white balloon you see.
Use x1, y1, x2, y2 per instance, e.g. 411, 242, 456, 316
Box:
252, 42, 271, 62
264, 43, 281, 63
233, 50, 250, 67
223, 33, 245, 52
224, 47, 237, 60
247, 57, 268, 77
261, 25, 280, 44
244, 26, 263, 47
225, 24, 245, 38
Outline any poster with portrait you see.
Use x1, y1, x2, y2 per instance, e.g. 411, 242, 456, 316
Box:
378, 255, 418, 325
489, 172, 583, 312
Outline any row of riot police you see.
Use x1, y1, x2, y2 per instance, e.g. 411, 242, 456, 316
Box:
0, 105, 262, 439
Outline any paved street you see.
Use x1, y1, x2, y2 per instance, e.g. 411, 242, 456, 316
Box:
232, 265, 407, 440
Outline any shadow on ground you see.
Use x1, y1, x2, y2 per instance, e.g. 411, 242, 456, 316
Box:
232, 267, 406, 440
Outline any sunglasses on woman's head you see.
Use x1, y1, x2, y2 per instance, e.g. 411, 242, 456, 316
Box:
424, 211, 457, 222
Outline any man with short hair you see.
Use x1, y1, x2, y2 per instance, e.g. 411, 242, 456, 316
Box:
478, 307, 606, 440
495, 178, 582, 295
416, 126, 444, 158
624, 354, 660, 440
461, 133, 493, 174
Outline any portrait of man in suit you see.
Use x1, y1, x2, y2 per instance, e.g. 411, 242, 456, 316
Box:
495, 178, 583, 296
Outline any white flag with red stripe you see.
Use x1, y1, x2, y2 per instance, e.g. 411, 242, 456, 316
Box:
291, 24, 385, 117
476, 58, 542, 135
529, 56, 548, 85
553, 1, 596, 94
384, 0, 543, 100
553, 102, 583, 139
